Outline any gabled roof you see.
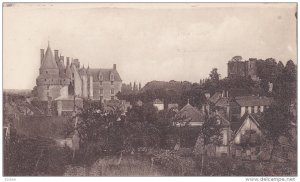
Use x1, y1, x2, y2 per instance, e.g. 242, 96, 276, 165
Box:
215, 97, 230, 107
88, 68, 122, 82
41, 46, 58, 69
232, 113, 262, 135
209, 92, 222, 104
216, 112, 230, 127
235, 96, 273, 107
175, 103, 205, 123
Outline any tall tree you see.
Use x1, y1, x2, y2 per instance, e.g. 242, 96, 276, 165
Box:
260, 103, 292, 161
196, 115, 222, 175
209, 68, 221, 83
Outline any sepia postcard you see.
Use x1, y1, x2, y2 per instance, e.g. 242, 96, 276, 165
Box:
2, 2, 298, 181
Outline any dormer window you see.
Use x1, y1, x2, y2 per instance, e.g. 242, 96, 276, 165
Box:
110, 73, 114, 81
99, 74, 103, 81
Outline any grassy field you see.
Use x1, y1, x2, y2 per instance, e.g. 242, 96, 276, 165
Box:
64, 155, 169, 176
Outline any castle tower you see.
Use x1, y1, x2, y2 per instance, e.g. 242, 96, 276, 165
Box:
36, 43, 61, 101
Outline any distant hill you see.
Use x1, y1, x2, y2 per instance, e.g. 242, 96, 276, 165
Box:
141, 80, 192, 94
4, 89, 33, 96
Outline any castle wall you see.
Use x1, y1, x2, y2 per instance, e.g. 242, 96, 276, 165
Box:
81, 76, 88, 98
37, 85, 62, 101
228, 58, 259, 80
89, 76, 93, 99
60, 85, 69, 98
92, 81, 122, 101
71, 67, 82, 97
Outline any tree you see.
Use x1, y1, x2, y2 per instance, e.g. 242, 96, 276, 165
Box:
209, 68, 221, 83
284, 60, 296, 82
274, 60, 296, 107
260, 103, 292, 161
197, 115, 222, 175
277, 61, 285, 74
75, 100, 127, 161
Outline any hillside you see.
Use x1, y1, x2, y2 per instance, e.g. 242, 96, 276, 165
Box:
4, 89, 32, 96
141, 80, 192, 94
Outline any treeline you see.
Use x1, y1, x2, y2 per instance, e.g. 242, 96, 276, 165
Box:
117, 58, 296, 109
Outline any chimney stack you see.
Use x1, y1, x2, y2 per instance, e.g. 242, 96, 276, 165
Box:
113, 64, 116, 70
66, 57, 70, 66
40, 49, 44, 64
60, 56, 64, 65
54, 50, 59, 61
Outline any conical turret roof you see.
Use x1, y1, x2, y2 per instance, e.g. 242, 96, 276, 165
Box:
41, 44, 58, 69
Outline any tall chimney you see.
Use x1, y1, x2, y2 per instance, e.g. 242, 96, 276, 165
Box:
60, 56, 64, 65
66, 57, 70, 66
40, 49, 44, 64
113, 64, 116, 70
54, 50, 59, 61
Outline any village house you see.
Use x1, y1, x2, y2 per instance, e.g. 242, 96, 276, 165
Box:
153, 99, 164, 111
234, 96, 273, 117
173, 100, 205, 127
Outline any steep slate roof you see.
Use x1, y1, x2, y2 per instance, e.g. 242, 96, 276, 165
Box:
88, 68, 122, 82
215, 97, 230, 107
57, 60, 66, 70
175, 103, 205, 123
18, 103, 44, 115
235, 96, 273, 107
41, 46, 58, 69
209, 92, 222, 104
37, 73, 60, 79
153, 99, 163, 104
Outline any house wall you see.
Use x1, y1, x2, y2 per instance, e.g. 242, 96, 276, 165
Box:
241, 106, 246, 116
154, 103, 164, 111
216, 146, 229, 157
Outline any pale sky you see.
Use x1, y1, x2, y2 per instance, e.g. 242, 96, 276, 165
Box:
3, 3, 297, 89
